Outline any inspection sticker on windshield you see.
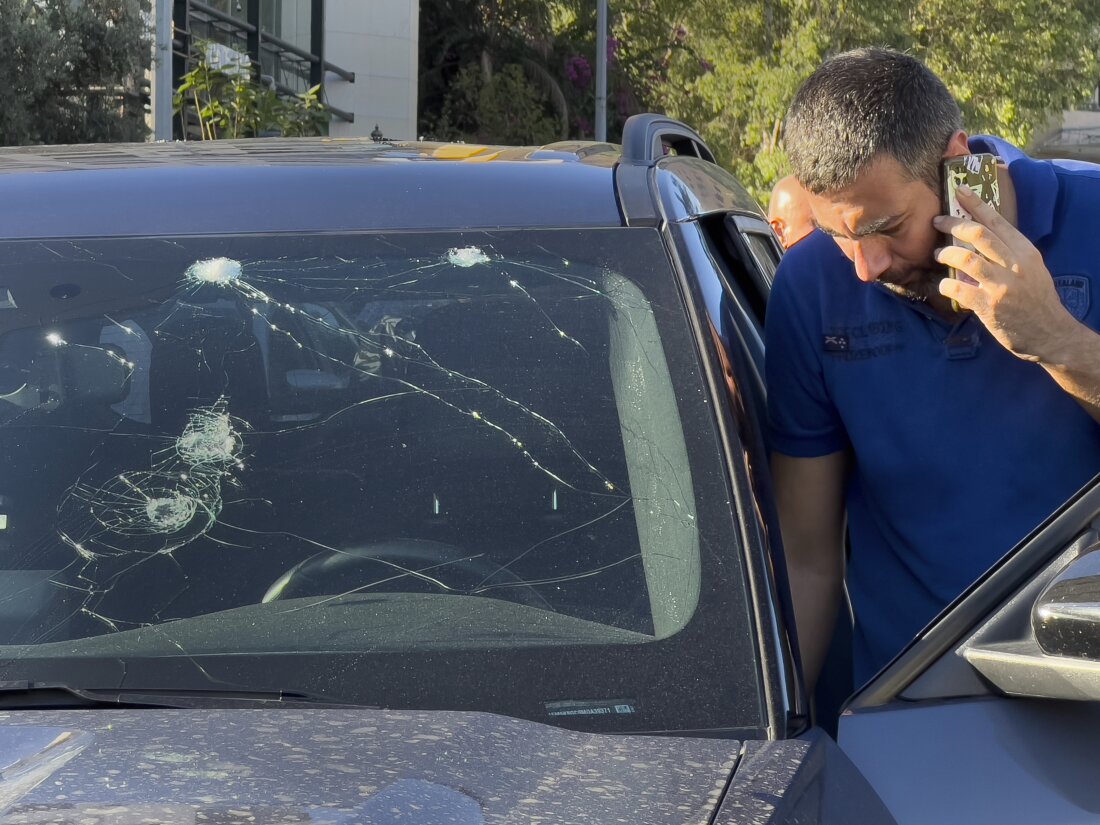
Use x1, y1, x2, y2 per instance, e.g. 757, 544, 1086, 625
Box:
545, 699, 637, 718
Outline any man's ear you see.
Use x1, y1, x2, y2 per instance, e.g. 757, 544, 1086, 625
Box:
770, 217, 786, 243
942, 130, 970, 158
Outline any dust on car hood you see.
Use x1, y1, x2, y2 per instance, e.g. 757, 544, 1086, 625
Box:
0, 708, 740, 824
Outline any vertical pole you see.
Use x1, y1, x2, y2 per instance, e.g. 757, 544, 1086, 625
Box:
310, 0, 325, 90
171, 0, 189, 139
152, 0, 174, 140
246, 0, 261, 71
595, 0, 607, 142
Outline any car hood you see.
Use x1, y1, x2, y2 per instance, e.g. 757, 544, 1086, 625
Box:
0, 708, 740, 824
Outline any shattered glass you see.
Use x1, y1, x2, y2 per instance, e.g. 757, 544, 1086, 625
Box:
0, 228, 737, 721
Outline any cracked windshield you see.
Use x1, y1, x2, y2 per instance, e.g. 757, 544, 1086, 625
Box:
0, 228, 747, 728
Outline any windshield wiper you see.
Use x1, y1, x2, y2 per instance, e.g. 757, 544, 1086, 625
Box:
0, 682, 375, 710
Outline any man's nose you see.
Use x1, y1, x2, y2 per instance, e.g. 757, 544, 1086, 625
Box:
851, 239, 891, 283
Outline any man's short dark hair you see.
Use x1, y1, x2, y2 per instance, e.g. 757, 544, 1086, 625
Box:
784, 48, 963, 194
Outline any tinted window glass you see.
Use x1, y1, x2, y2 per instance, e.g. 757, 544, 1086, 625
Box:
742, 231, 780, 285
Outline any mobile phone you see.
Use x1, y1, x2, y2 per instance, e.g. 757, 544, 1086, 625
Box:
941, 153, 1001, 311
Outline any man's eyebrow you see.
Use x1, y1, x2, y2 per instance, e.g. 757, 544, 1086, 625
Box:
854, 215, 901, 236
812, 215, 901, 239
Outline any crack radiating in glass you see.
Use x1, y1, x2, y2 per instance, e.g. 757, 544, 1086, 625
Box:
0, 240, 674, 657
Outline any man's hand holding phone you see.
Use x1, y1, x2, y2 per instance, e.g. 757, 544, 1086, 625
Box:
940, 154, 999, 305
934, 185, 1079, 364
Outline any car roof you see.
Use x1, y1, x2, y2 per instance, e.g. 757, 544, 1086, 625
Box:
0, 138, 628, 239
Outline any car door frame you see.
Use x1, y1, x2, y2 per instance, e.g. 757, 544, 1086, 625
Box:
836, 473, 1100, 823
645, 155, 806, 740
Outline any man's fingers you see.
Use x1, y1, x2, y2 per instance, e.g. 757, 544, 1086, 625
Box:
938, 274, 985, 312
933, 215, 1014, 268
952, 185, 1033, 261
934, 244, 998, 284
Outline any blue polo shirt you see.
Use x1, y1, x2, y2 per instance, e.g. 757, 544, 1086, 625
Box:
766, 136, 1100, 685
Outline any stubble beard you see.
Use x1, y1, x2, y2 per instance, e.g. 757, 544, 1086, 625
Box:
877, 264, 946, 303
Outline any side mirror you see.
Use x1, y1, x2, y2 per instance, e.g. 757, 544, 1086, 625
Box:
1033, 546, 1100, 660
960, 537, 1100, 702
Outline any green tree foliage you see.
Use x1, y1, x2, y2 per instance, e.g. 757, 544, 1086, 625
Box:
434, 63, 562, 144
418, 0, 641, 143
0, 0, 152, 146
611, 0, 1100, 200
419, 0, 1100, 201
420, 0, 564, 142
912, 0, 1100, 147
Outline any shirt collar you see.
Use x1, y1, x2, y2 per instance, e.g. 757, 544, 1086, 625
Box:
967, 135, 1058, 244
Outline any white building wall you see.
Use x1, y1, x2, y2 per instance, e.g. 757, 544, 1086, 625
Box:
324, 0, 419, 140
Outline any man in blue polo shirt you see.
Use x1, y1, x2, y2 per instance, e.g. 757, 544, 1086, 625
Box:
766, 47, 1100, 690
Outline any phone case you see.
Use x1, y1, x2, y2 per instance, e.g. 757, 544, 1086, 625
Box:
941, 153, 1000, 309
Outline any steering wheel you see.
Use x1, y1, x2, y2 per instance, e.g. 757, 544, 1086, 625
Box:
262, 538, 556, 612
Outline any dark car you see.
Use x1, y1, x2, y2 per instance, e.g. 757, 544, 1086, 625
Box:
0, 117, 1097, 824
